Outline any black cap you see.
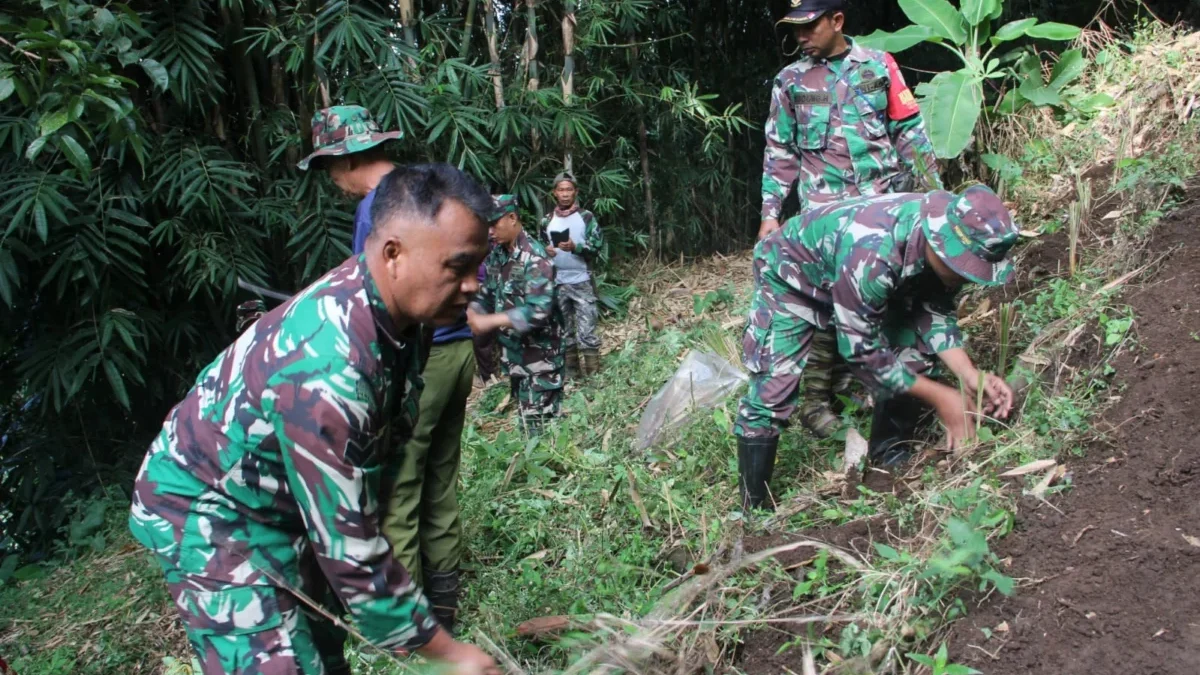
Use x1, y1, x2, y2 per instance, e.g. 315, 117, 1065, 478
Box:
777, 0, 846, 26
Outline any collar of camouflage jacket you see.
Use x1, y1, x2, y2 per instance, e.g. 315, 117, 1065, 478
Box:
357, 253, 410, 350
501, 229, 531, 257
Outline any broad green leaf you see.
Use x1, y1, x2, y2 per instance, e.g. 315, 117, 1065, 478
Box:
13, 564, 46, 581
1049, 48, 1087, 90
961, 0, 998, 27
1018, 77, 1063, 106
922, 70, 982, 158
857, 25, 938, 53
115, 36, 132, 52
898, 0, 967, 44
0, 78, 13, 102
1025, 22, 1082, 41
981, 153, 1022, 181
93, 7, 116, 33
38, 109, 69, 137
141, 59, 169, 90
1069, 92, 1115, 113
992, 18, 1037, 44
873, 542, 900, 560
982, 568, 1015, 596
55, 135, 92, 179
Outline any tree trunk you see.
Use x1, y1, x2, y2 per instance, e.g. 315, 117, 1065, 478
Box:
523, 0, 540, 151
459, 0, 477, 58
399, 0, 418, 49
221, 2, 268, 168
638, 115, 657, 258
482, 0, 512, 181
561, 0, 576, 172
297, 0, 318, 157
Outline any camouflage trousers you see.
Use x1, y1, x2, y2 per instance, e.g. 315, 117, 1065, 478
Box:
161, 565, 349, 675
509, 372, 563, 424
556, 280, 601, 351
735, 303, 944, 440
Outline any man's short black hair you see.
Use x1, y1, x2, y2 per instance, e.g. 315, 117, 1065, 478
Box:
368, 163, 492, 240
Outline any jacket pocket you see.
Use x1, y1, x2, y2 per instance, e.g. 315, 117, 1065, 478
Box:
175, 584, 284, 637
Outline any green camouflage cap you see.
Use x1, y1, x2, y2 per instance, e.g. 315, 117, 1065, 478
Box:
490, 194, 519, 222
297, 105, 402, 171
921, 185, 1018, 286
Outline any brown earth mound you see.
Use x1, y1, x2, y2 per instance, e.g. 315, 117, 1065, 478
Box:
946, 196, 1200, 673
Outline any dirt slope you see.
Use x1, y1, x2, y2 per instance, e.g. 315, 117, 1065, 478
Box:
946, 198, 1200, 673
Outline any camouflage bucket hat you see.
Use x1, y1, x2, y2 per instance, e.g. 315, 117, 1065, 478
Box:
921, 185, 1019, 287
490, 194, 519, 222
297, 105, 403, 171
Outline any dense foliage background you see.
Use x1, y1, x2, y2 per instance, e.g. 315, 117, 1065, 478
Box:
0, 0, 1189, 559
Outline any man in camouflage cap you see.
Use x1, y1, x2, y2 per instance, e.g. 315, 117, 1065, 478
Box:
542, 171, 605, 378
128, 165, 499, 674
735, 185, 1017, 511
761, 0, 943, 440
468, 194, 565, 435
303, 105, 480, 634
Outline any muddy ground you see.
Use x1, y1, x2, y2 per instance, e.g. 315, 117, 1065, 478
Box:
945, 197, 1200, 673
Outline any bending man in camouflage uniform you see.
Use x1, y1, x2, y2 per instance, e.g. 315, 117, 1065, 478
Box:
542, 172, 604, 377
762, 0, 943, 438
736, 186, 1017, 511
468, 195, 564, 435
128, 165, 500, 675
301, 105, 473, 634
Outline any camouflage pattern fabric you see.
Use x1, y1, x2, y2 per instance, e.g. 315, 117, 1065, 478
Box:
760, 39, 941, 220
297, 105, 403, 170
469, 230, 564, 422
129, 254, 441, 664
490, 194, 519, 221
556, 280, 601, 351
736, 192, 965, 439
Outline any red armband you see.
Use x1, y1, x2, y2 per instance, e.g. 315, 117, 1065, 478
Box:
884, 53, 921, 121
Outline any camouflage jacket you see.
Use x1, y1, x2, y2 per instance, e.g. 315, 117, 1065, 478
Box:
469, 230, 562, 375
760, 38, 942, 220
752, 193, 963, 397
129, 255, 440, 653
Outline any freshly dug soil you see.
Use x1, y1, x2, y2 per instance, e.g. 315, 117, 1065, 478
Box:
945, 198, 1200, 673
739, 518, 891, 673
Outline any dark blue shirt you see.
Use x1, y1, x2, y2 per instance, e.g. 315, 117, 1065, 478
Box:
354, 188, 472, 344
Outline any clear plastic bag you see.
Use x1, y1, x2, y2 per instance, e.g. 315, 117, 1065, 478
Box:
635, 349, 748, 451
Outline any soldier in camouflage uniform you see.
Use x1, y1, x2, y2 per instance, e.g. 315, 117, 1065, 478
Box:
128, 165, 500, 675
735, 186, 1018, 510
542, 172, 604, 378
762, 0, 943, 439
468, 195, 564, 435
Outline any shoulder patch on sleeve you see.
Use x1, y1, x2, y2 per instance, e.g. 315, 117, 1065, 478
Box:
884, 53, 922, 121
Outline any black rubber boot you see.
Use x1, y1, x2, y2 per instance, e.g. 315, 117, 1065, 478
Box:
868, 394, 930, 468
737, 435, 779, 511
424, 568, 460, 634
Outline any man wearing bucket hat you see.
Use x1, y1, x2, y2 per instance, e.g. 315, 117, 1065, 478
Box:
468, 195, 565, 435
734, 186, 1018, 511
301, 107, 479, 635
760, 0, 944, 441
542, 172, 605, 378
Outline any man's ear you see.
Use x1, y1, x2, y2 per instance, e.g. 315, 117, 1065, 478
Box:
830, 11, 845, 32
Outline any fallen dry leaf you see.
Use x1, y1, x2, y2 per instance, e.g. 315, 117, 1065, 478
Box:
1181, 534, 1200, 548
